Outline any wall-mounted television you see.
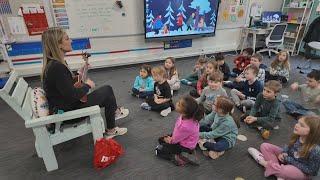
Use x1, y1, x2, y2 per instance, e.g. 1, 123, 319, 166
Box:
144, 0, 220, 40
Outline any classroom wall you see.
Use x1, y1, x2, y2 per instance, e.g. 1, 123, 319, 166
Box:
4, 0, 283, 76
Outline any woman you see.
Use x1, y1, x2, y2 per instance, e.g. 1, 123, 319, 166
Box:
41, 27, 128, 138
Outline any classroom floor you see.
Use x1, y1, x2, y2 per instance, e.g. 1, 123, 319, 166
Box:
0, 53, 319, 180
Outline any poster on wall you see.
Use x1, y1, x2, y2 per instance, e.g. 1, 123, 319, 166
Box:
21, 4, 49, 35
51, 0, 70, 29
0, 0, 12, 15
217, 0, 249, 29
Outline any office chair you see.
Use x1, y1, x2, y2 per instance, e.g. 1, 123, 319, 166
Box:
297, 41, 320, 74
257, 24, 287, 58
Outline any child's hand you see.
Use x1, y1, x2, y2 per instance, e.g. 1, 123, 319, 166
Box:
278, 153, 288, 163
164, 136, 172, 143
85, 78, 95, 89
244, 116, 257, 124
315, 95, 320, 104
235, 77, 242, 82
290, 82, 299, 91
236, 91, 245, 99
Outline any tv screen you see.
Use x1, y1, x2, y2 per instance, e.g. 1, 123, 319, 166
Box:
145, 0, 220, 40
262, 11, 282, 24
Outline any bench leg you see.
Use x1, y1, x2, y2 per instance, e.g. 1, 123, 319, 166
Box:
34, 127, 58, 171
90, 114, 104, 143
34, 140, 42, 158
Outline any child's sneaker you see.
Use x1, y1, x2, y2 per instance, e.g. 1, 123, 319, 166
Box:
172, 154, 187, 166
208, 151, 225, 159
160, 107, 171, 117
261, 129, 270, 139
248, 147, 265, 164
140, 102, 151, 110
198, 139, 208, 151
180, 79, 189, 85
180, 151, 200, 166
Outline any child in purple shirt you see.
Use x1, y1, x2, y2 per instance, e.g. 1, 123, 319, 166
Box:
155, 95, 204, 166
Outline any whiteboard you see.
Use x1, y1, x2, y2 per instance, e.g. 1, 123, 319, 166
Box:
216, 0, 249, 29
62, 0, 144, 38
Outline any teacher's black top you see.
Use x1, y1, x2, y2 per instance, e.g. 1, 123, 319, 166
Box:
42, 59, 90, 113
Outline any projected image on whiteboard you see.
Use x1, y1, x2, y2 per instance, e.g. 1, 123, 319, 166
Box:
145, 0, 219, 39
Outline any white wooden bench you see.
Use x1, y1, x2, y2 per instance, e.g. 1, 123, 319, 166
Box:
0, 71, 105, 171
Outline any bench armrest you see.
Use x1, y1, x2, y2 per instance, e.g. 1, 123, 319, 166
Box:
25, 105, 101, 128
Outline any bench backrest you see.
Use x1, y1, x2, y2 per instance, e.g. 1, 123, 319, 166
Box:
0, 71, 33, 122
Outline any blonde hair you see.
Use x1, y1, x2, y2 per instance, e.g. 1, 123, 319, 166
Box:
151, 66, 167, 79
271, 51, 290, 70
41, 27, 66, 79
265, 80, 282, 93
289, 115, 320, 158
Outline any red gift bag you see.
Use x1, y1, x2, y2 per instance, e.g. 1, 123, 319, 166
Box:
93, 138, 124, 170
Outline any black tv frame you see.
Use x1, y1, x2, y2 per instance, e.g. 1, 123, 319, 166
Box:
144, 0, 220, 42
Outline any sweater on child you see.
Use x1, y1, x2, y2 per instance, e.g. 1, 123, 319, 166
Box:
199, 112, 238, 148
269, 64, 290, 81
234, 55, 251, 71
242, 79, 263, 101
282, 139, 320, 176
298, 84, 320, 113
249, 93, 281, 129
196, 86, 228, 112
171, 115, 200, 150
133, 76, 154, 92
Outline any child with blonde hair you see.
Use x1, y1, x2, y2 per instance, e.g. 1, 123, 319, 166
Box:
198, 96, 239, 160
141, 66, 173, 117
155, 95, 204, 166
265, 51, 290, 83
164, 57, 180, 91
132, 64, 154, 98
181, 55, 207, 86
248, 115, 320, 180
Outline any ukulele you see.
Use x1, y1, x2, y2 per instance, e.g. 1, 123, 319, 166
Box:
74, 51, 91, 103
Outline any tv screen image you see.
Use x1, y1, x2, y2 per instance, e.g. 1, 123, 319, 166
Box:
261, 11, 282, 24
145, 0, 220, 40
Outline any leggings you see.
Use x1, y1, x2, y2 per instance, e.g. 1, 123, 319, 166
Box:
75, 85, 117, 129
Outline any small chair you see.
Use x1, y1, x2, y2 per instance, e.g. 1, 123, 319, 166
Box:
0, 71, 105, 171
297, 41, 320, 74
257, 24, 287, 58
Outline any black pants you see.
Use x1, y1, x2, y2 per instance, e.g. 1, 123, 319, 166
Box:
146, 96, 172, 112
76, 85, 117, 129
131, 88, 154, 99
187, 25, 192, 31
265, 71, 287, 84
156, 136, 192, 160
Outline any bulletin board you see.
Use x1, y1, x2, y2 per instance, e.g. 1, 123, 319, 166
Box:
216, 0, 249, 29
51, 0, 144, 38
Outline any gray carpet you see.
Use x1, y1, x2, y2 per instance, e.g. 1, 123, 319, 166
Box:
0, 53, 319, 180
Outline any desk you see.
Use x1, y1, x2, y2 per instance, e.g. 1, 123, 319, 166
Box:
240, 27, 273, 53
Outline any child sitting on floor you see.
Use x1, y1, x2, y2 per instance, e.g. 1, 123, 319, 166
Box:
230, 65, 263, 112
198, 96, 239, 160
232, 48, 253, 77
265, 51, 290, 84
248, 115, 320, 180
190, 61, 219, 98
155, 95, 204, 166
132, 64, 154, 98
181, 55, 207, 86
283, 69, 320, 117
164, 57, 180, 91
140, 66, 173, 117
196, 72, 228, 114
243, 80, 282, 139
225, 53, 265, 90
215, 52, 230, 81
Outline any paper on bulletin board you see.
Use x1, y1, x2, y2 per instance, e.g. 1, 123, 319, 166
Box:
7, 17, 27, 34
316, 2, 320, 12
